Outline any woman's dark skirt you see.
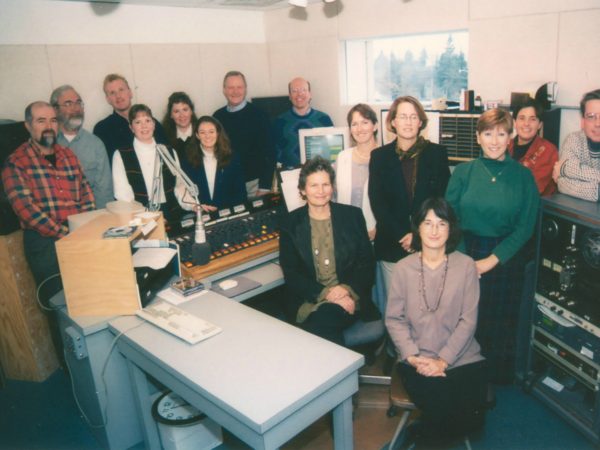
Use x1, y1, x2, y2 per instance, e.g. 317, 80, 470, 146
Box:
464, 233, 526, 384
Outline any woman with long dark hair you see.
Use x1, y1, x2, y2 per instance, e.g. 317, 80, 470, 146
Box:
179, 115, 246, 211
162, 92, 198, 157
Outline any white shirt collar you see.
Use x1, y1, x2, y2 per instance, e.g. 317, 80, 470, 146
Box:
176, 126, 192, 140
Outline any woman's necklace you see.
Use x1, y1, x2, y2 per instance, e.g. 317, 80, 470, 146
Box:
479, 159, 506, 183
353, 147, 371, 162
419, 252, 449, 312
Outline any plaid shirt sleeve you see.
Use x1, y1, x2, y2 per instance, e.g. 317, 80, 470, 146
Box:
79, 171, 96, 213
2, 158, 68, 238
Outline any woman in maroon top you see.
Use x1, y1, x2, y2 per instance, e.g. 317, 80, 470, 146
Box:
508, 97, 558, 196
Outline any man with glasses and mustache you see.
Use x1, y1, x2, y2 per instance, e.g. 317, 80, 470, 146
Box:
2, 101, 95, 306
553, 88, 600, 202
51, 85, 113, 207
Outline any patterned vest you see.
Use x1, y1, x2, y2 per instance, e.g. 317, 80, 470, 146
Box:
117, 147, 181, 223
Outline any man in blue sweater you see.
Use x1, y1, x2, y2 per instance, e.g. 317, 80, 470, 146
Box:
274, 77, 334, 169
213, 71, 275, 197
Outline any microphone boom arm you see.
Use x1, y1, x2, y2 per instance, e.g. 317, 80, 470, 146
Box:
154, 144, 200, 207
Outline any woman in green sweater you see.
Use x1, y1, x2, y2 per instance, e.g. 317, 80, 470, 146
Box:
446, 108, 539, 388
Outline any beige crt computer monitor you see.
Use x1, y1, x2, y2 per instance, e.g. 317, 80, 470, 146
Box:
299, 127, 351, 164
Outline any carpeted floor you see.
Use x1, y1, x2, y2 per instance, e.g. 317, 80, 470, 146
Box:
0, 364, 596, 450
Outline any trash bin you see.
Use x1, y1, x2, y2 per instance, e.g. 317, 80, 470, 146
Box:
152, 391, 223, 450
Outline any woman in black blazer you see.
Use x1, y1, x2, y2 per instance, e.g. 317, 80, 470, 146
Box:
369, 96, 450, 304
279, 157, 380, 346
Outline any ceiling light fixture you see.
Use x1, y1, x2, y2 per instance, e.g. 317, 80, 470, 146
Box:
289, 0, 337, 7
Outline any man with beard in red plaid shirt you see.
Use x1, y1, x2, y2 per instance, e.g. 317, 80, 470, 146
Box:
2, 101, 95, 304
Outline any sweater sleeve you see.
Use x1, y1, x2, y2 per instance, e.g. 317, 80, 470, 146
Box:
492, 169, 540, 263
528, 139, 558, 195
111, 151, 135, 202
385, 264, 420, 360
437, 257, 480, 366
560, 133, 600, 182
557, 176, 600, 202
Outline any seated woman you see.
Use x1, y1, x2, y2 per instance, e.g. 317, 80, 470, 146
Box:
386, 197, 486, 448
162, 92, 199, 158
279, 156, 380, 346
335, 103, 378, 240
112, 104, 186, 225
179, 116, 246, 212
509, 97, 558, 196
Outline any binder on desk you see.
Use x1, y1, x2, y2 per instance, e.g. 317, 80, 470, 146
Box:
56, 212, 180, 317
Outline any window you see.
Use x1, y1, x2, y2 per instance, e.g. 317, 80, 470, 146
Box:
344, 31, 469, 105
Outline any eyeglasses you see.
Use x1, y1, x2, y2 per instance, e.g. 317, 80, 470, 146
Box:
57, 100, 84, 109
397, 114, 419, 122
290, 88, 308, 95
584, 112, 600, 122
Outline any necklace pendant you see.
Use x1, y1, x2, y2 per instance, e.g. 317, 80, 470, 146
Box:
491, 177, 496, 182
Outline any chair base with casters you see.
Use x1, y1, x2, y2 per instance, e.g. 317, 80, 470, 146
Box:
387, 366, 472, 450
343, 319, 391, 385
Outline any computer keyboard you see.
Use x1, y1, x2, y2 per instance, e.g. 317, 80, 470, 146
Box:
136, 300, 222, 344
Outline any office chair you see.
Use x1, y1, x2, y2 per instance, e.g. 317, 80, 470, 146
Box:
387, 367, 472, 450
343, 262, 394, 385
343, 314, 390, 385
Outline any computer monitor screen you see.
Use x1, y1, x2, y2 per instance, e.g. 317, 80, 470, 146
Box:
299, 127, 350, 164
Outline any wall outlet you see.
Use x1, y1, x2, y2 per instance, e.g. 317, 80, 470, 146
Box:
64, 326, 88, 360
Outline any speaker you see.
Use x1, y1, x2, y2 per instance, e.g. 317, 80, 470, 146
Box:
0, 121, 29, 236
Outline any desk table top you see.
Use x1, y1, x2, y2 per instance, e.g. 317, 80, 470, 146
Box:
109, 292, 364, 432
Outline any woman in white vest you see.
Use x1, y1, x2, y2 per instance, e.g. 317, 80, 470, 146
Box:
335, 104, 378, 240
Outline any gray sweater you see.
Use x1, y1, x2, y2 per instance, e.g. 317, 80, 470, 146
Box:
385, 251, 484, 369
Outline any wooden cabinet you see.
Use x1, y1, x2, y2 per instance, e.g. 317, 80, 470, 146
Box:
0, 230, 58, 381
56, 212, 172, 317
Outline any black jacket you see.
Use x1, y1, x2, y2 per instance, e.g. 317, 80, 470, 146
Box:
368, 139, 450, 262
279, 202, 380, 322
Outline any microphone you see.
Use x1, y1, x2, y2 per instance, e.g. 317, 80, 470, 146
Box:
192, 208, 211, 265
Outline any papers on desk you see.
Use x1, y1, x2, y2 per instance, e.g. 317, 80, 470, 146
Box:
157, 287, 207, 305
280, 168, 306, 212
133, 247, 177, 270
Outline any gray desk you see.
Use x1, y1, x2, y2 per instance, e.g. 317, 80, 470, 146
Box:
51, 257, 284, 450
51, 291, 143, 450
109, 293, 363, 450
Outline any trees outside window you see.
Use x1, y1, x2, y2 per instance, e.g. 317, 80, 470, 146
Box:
345, 31, 468, 105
